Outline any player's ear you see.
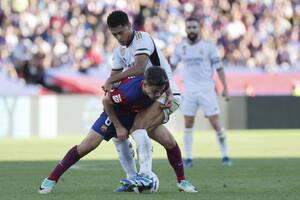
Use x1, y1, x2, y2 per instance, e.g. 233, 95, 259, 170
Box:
127, 22, 132, 30
142, 80, 148, 88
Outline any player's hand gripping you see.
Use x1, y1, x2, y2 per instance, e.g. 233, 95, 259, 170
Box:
161, 93, 173, 109
102, 77, 114, 94
115, 126, 129, 140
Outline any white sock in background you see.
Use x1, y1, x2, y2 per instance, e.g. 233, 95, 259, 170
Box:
216, 128, 228, 158
131, 129, 153, 177
113, 138, 137, 178
183, 128, 194, 160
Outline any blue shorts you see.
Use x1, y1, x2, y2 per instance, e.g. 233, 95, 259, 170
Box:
91, 111, 136, 141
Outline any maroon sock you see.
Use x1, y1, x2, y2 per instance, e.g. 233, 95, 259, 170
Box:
166, 143, 185, 182
48, 145, 81, 182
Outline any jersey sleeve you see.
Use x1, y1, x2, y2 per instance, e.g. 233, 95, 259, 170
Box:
133, 32, 154, 57
210, 44, 223, 70
170, 44, 182, 66
111, 47, 124, 71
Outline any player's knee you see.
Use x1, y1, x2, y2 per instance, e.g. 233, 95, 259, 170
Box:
184, 117, 194, 128
185, 121, 194, 128
209, 117, 220, 130
77, 140, 97, 156
162, 137, 177, 149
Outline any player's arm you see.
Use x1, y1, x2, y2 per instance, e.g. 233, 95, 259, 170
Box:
101, 69, 122, 94
105, 54, 148, 88
110, 69, 122, 76
161, 86, 173, 109
102, 96, 128, 140
211, 44, 229, 101
217, 68, 229, 101
169, 44, 181, 71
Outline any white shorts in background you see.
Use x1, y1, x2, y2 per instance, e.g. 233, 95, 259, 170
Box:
182, 87, 220, 117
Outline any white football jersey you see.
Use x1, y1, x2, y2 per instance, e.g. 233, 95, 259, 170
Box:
112, 31, 179, 94
170, 39, 222, 92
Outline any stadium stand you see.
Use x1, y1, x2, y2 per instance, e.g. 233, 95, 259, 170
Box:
0, 0, 299, 94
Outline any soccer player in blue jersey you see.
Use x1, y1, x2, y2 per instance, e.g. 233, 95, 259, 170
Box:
103, 10, 197, 192
38, 67, 170, 194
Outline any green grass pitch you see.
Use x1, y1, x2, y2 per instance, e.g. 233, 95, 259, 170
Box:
1, 129, 300, 200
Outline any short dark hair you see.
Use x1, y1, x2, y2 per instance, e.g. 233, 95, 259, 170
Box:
144, 67, 169, 88
185, 15, 200, 24
107, 10, 130, 28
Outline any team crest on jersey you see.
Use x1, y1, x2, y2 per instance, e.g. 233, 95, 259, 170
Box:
100, 125, 108, 132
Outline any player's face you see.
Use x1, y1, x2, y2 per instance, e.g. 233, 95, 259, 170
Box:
185, 21, 199, 42
143, 83, 165, 100
109, 24, 132, 46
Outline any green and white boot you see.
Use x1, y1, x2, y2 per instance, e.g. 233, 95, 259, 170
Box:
38, 178, 56, 194
177, 180, 198, 193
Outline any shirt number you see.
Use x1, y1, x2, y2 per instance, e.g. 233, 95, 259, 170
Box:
112, 94, 122, 103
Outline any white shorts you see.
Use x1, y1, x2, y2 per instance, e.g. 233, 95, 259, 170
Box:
156, 93, 181, 123
182, 87, 220, 117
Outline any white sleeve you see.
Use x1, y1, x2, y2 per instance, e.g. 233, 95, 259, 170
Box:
210, 44, 222, 70
133, 32, 154, 56
170, 44, 182, 66
111, 47, 124, 71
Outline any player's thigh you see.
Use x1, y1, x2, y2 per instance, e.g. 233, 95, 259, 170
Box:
182, 93, 199, 117
77, 129, 104, 156
149, 125, 176, 149
198, 88, 220, 117
91, 112, 135, 142
131, 101, 165, 132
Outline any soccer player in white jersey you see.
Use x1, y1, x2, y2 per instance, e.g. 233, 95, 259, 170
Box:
170, 16, 232, 167
103, 10, 197, 192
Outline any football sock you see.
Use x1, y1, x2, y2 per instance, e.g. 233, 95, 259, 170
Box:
112, 138, 137, 178
216, 129, 228, 158
48, 145, 81, 181
131, 129, 153, 177
183, 128, 193, 159
166, 143, 185, 182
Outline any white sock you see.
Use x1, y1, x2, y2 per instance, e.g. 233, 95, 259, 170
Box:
216, 128, 228, 158
112, 138, 137, 178
183, 128, 193, 160
131, 129, 152, 177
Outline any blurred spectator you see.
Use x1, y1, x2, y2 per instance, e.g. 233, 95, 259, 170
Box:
0, 0, 299, 91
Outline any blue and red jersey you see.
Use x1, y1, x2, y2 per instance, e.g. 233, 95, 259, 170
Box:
91, 75, 154, 141
108, 75, 153, 116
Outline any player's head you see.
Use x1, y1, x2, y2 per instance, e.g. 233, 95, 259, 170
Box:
143, 67, 169, 100
185, 16, 200, 42
107, 10, 133, 46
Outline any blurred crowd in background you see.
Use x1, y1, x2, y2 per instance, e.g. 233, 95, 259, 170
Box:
0, 0, 299, 87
